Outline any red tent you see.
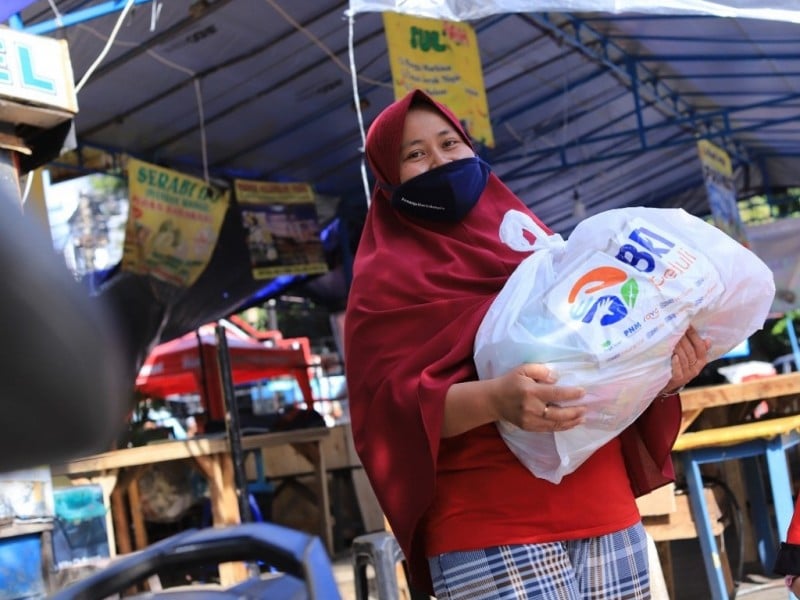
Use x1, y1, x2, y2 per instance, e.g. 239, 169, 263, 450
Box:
135, 323, 315, 421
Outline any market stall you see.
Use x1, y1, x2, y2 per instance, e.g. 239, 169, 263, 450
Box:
49, 427, 332, 587
135, 321, 316, 422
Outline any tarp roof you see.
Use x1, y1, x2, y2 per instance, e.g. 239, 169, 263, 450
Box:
6, 1, 800, 360
9, 1, 800, 236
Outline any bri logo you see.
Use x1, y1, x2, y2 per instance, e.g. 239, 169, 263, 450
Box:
567, 226, 679, 327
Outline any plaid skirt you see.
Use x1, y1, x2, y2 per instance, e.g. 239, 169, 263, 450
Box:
428, 522, 650, 599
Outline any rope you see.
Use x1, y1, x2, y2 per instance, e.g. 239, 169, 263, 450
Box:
348, 13, 371, 208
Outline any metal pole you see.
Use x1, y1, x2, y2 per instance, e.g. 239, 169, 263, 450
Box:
215, 323, 253, 524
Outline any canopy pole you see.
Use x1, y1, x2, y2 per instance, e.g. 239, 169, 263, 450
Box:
195, 329, 212, 408
785, 314, 800, 371
215, 323, 253, 525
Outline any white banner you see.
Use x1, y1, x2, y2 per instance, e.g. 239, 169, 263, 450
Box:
347, 1, 800, 23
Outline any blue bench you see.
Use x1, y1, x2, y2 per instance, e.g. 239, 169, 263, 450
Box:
672, 414, 800, 600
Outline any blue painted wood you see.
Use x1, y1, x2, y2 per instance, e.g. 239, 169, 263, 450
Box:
678, 428, 800, 600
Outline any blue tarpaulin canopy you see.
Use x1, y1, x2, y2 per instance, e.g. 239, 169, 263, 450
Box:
6, 0, 800, 350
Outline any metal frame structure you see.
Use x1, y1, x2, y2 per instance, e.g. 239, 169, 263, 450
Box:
7, 1, 800, 234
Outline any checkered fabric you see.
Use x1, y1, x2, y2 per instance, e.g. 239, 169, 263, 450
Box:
429, 523, 650, 599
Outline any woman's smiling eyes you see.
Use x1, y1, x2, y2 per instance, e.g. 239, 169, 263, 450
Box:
403, 137, 463, 162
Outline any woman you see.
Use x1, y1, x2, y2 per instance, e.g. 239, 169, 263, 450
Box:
774, 496, 800, 595
344, 89, 709, 599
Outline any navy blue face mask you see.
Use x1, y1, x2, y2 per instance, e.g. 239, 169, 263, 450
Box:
388, 156, 491, 223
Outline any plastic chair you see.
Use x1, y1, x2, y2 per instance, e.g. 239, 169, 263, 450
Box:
773, 353, 799, 374
351, 531, 406, 600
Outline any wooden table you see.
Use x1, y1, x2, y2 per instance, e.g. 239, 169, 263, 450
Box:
670, 372, 800, 600
678, 371, 800, 434
50, 427, 331, 587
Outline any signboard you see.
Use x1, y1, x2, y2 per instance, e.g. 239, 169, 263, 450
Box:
233, 179, 328, 280
697, 139, 748, 245
0, 27, 77, 128
383, 12, 494, 147
122, 158, 229, 288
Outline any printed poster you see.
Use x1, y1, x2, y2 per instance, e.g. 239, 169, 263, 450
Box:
122, 158, 229, 287
233, 179, 328, 280
697, 139, 749, 246
383, 12, 494, 147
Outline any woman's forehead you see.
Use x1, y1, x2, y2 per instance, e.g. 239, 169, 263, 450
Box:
403, 106, 457, 136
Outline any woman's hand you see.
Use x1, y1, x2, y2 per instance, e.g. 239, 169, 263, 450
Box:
491, 363, 586, 432
442, 363, 586, 438
659, 325, 711, 395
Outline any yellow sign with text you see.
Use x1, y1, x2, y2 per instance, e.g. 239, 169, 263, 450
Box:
697, 140, 748, 245
383, 12, 493, 147
122, 158, 229, 287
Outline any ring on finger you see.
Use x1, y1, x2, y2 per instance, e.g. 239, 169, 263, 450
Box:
542, 404, 549, 419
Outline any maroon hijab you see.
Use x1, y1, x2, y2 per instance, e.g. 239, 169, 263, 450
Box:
344, 89, 543, 588
344, 90, 680, 592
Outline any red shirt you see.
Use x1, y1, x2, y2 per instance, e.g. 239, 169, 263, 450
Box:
424, 424, 639, 556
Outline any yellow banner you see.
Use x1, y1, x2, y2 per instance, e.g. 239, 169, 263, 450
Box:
234, 179, 328, 280
696, 140, 748, 245
383, 12, 493, 147
122, 158, 229, 287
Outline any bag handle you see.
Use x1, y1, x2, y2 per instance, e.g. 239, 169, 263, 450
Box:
499, 209, 564, 251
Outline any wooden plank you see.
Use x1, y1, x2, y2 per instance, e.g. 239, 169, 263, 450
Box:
51, 429, 331, 478
643, 487, 724, 541
194, 454, 247, 586
673, 414, 800, 452
679, 372, 800, 413
110, 488, 131, 556
337, 424, 385, 533
636, 483, 676, 516
352, 469, 385, 533
50, 437, 230, 475
0, 521, 53, 538
253, 426, 351, 478
127, 477, 148, 552
239, 427, 330, 450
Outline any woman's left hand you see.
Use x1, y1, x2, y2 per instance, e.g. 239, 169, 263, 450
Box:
660, 325, 711, 395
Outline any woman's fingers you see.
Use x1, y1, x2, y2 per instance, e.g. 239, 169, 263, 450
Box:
520, 400, 585, 432
540, 402, 585, 427
665, 327, 713, 392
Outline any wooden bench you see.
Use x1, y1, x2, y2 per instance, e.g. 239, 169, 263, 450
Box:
672, 414, 800, 600
642, 486, 732, 600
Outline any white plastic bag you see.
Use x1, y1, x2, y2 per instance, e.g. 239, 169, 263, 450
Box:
474, 207, 775, 483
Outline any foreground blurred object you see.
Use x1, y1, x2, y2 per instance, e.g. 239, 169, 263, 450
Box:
0, 192, 129, 472
48, 522, 342, 600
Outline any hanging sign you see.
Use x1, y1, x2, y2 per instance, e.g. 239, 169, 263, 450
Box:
0, 28, 77, 128
697, 139, 749, 246
233, 179, 328, 280
122, 158, 229, 287
383, 11, 494, 147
